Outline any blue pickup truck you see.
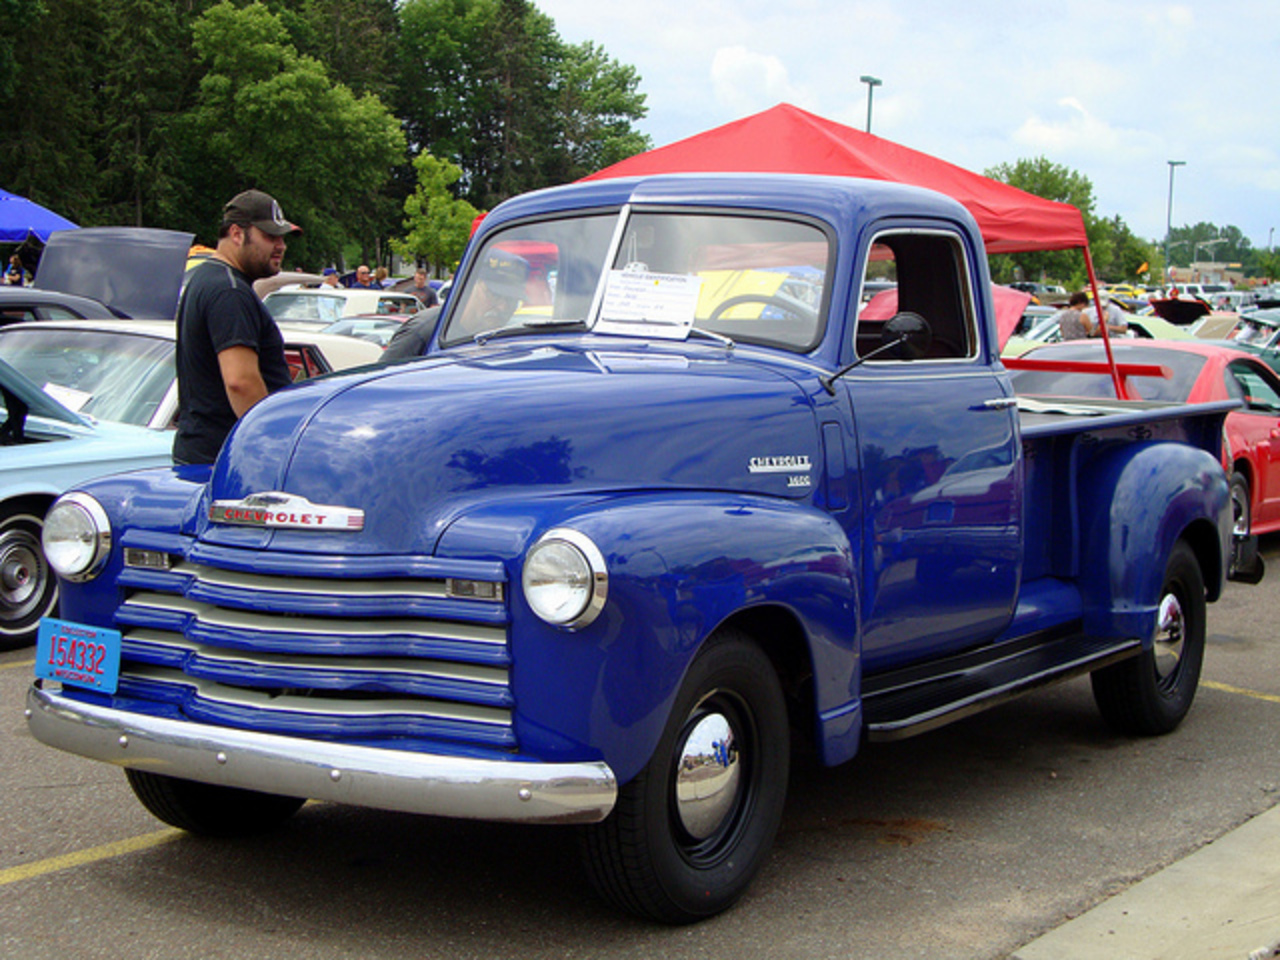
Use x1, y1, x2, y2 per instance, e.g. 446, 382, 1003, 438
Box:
27, 174, 1258, 922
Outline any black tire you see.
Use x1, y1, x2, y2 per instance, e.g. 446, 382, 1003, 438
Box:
1091, 540, 1205, 735
125, 769, 305, 837
581, 629, 790, 923
0, 504, 57, 650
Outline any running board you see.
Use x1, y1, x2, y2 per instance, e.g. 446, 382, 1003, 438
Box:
863, 628, 1142, 742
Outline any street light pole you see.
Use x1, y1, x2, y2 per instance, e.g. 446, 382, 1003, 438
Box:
1164, 160, 1186, 282
860, 75, 882, 134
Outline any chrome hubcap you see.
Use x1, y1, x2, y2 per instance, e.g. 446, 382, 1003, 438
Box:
1153, 591, 1185, 681
0, 530, 41, 610
674, 711, 741, 840
1231, 486, 1250, 537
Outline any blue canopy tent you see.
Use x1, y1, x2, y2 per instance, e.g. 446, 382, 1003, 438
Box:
0, 187, 78, 243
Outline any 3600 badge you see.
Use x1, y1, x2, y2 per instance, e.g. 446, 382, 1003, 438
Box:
35, 618, 122, 694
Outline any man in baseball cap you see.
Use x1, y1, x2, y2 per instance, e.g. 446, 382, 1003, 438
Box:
221, 188, 302, 237
172, 189, 299, 464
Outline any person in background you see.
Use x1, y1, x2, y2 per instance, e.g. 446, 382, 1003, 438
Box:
1051, 291, 1092, 340
321, 267, 341, 288
351, 265, 375, 289
1084, 296, 1129, 337
4, 255, 24, 286
408, 267, 439, 307
172, 189, 298, 465
375, 266, 391, 289
381, 251, 528, 362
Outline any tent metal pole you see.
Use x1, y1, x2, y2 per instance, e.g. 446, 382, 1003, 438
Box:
1083, 244, 1127, 399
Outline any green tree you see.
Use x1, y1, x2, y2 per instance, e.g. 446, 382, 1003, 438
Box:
1091, 215, 1158, 285
0, 0, 104, 224
392, 152, 478, 274
180, 1, 406, 265
0, 0, 45, 100
97, 0, 198, 227
984, 156, 1107, 289
552, 40, 649, 181
398, 0, 647, 209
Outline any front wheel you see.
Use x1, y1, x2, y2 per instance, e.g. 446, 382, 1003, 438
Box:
1230, 471, 1251, 539
126, 769, 305, 837
581, 630, 790, 923
0, 504, 57, 650
1091, 541, 1206, 735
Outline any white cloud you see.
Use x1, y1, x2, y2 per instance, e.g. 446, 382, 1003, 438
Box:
709, 46, 810, 115
533, 0, 1280, 246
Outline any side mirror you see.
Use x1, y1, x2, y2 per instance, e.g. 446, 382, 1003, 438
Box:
881, 311, 932, 360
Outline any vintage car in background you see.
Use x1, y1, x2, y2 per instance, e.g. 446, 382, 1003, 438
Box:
0, 288, 122, 326
0, 357, 173, 648
1002, 312, 1195, 356
263, 287, 422, 325
0, 319, 383, 431
319, 316, 408, 348
1212, 307, 1280, 374
0, 320, 381, 647
1009, 339, 1280, 540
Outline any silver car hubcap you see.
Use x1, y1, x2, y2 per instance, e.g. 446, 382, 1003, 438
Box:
674, 711, 741, 840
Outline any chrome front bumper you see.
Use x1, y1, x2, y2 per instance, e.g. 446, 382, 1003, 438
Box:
26, 684, 617, 824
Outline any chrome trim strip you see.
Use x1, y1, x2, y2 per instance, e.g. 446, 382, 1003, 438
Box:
27, 686, 616, 824
173, 562, 451, 600
120, 593, 507, 645
125, 629, 509, 687
124, 664, 510, 725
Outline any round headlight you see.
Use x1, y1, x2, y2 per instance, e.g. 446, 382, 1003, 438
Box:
42, 493, 111, 582
522, 527, 607, 629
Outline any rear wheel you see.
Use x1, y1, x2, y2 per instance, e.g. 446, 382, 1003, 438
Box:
581, 630, 790, 923
1091, 541, 1205, 735
0, 504, 57, 650
126, 770, 305, 837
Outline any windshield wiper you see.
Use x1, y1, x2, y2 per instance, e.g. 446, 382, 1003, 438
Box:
473, 319, 589, 345
687, 327, 735, 352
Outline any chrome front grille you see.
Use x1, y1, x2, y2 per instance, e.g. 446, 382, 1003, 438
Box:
109, 552, 514, 750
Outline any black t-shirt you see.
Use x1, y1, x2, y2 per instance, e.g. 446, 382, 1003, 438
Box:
173, 260, 292, 464
380, 306, 442, 363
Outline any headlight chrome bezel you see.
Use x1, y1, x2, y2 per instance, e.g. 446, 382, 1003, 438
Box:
42, 492, 112, 583
522, 527, 608, 629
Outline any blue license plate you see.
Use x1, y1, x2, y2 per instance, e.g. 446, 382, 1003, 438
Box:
35, 618, 122, 694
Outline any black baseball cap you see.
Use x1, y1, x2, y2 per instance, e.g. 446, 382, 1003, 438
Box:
221, 189, 301, 236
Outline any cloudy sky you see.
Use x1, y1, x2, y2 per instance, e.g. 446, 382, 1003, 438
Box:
536, 0, 1280, 252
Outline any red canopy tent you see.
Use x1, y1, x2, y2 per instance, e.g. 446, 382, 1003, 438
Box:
584, 103, 1123, 393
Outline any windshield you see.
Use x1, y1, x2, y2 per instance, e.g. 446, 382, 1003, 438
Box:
1009, 344, 1206, 403
0, 327, 174, 426
440, 210, 830, 351
265, 292, 346, 324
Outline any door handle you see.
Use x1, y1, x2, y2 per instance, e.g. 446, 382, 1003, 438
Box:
980, 397, 1018, 410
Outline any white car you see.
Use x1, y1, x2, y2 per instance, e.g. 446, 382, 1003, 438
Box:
0, 319, 383, 431
263, 287, 422, 325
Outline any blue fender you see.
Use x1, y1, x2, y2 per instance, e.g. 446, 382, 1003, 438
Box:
435, 491, 859, 785
1076, 441, 1228, 644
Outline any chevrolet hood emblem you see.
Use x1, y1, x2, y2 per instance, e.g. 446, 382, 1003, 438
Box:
209, 492, 364, 531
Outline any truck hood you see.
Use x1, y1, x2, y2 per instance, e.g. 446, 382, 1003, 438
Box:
200, 343, 822, 555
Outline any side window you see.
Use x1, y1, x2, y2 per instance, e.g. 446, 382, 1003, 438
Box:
1229, 361, 1280, 412
854, 231, 976, 361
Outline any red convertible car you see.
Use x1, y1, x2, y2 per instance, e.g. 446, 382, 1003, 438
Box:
1008, 340, 1280, 538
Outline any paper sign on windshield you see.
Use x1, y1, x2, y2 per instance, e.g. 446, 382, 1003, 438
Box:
596, 271, 702, 340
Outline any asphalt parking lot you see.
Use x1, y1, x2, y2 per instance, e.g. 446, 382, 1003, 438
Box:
3, 537, 1279, 960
